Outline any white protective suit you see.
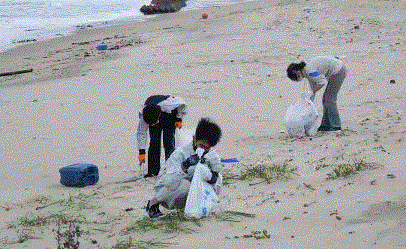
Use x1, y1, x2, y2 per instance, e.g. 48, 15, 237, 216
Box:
153, 141, 222, 209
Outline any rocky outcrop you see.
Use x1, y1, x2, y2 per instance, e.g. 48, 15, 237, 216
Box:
140, 0, 187, 15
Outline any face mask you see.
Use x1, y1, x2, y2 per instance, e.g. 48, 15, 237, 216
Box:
296, 73, 303, 81
294, 70, 304, 81
196, 147, 205, 158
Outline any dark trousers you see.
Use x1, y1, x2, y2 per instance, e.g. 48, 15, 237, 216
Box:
147, 116, 176, 176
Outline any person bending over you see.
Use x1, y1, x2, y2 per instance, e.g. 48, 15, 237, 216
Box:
287, 56, 347, 132
137, 95, 187, 177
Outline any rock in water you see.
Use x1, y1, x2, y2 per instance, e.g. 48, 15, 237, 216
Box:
140, 0, 186, 15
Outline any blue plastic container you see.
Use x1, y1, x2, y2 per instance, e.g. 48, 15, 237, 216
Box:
220, 158, 239, 163
96, 44, 108, 50
59, 163, 99, 187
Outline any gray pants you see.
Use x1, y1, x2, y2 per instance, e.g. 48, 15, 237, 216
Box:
151, 172, 191, 210
322, 65, 346, 128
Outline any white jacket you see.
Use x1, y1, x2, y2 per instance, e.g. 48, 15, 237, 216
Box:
153, 141, 222, 209
164, 141, 221, 175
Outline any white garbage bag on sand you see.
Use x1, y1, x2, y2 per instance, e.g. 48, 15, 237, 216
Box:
184, 163, 219, 219
175, 128, 194, 148
284, 91, 321, 137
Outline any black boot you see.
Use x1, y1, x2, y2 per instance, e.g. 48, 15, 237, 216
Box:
146, 200, 162, 218
318, 125, 330, 131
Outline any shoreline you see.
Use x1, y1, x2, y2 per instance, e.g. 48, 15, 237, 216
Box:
0, 1, 255, 88
0, 14, 149, 52
0, 0, 252, 54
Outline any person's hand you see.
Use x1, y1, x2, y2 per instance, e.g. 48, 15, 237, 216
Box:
175, 121, 183, 129
181, 163, 188, 173
138, 154, 146, 164
314, 83, 325, 93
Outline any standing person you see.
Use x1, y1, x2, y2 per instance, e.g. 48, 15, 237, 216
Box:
146, 118, 222, 218
286, 56, 347, 132
137, 95, 187, 178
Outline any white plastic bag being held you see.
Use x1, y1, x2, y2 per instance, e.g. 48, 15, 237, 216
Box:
175, 128, 194, 149
184, 163, 219, 219
284, 91, 321, 137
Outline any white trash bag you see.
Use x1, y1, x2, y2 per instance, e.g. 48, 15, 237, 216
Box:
284, 91, 321, 137
175, 128, 194, 148
184, 163, 219, 219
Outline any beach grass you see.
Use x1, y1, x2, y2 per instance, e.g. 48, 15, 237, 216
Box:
26, 195, 54, 205
3, 227, 42, 245
0, 203, 11, 211
111, 237, 174, 249
125, 217, 159, 233
16, 229, 38, 244
17, 212, 86, 228
4, 205, 87, 245
63, 192, 99, 211
56, 220, 82, 249
18, 214, 50, 227
326, 159, 382, 179
124, 210, 198, 235
18, 192, 99, 211
224, 162, 298, 184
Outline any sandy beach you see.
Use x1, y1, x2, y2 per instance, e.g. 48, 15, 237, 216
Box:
1, 0, 405, 248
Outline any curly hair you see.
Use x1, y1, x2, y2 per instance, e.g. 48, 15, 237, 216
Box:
287, 61, 306, 81
195, 118, 222, 147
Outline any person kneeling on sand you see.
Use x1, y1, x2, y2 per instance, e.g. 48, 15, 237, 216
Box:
146, 118, 222, 218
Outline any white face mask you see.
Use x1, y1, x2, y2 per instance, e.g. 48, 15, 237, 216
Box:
292, 69, 304, 81
296, 71, 304, 81
196, 147, 205, 158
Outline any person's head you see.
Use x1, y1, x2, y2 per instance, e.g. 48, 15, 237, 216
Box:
143, 104, 161, 126
194, 118, 222, 152
287, 61, 306, 81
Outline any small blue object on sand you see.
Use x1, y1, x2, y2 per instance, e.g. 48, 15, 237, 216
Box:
220, 158, 239, 163
96, 44, 108, 50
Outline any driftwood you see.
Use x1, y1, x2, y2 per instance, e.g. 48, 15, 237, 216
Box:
0, 68, 33, 77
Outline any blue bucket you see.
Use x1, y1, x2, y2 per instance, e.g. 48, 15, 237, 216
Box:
59, 163, 99, 187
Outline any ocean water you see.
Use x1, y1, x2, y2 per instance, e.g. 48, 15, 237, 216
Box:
0, 0, 248, 52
